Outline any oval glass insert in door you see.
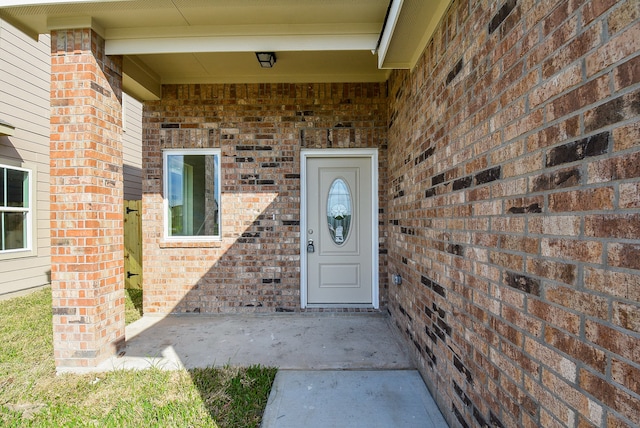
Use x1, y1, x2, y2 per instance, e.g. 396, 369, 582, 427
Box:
327, 178, 352, 245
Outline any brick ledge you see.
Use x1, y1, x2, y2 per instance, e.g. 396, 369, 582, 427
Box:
159, 240, 223, 249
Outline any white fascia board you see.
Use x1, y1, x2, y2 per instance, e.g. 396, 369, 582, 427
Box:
377, 61, 411, 70
106, 34, 378, 55
106, 23, 381, 40
377, 0, 404, 69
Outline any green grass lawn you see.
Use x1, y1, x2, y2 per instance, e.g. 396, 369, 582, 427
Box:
0, 287, 276, 427
124, 287, 143, 324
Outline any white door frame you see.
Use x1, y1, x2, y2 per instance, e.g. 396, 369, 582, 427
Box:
300, 148, 379, 309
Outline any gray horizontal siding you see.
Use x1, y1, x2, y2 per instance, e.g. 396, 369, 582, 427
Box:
123, 92, 143, 200
0, 19, 51, 298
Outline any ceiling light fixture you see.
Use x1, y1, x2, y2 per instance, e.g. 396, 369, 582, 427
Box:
255, 52, 276, 68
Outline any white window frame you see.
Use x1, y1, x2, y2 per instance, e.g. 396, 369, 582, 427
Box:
162, 148, 221, 242
0, 163, 32, 254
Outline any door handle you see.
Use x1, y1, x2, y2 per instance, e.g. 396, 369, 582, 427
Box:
307, 239, 315, 253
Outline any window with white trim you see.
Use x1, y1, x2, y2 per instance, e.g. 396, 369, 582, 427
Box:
0, 164, 31, 252
163, 149, 221, 240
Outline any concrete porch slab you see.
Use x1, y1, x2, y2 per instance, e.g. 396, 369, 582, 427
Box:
65, 312, 449, 427
88, 312, 413, 372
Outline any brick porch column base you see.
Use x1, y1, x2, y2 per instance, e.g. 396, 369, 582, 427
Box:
50, 28, 125, 369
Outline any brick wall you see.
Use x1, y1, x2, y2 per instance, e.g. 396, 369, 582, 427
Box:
50, 29, 125, 368
142, 83, 388, 313
387, 0, 639, 427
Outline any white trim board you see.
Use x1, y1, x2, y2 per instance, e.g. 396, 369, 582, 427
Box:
300, 148, 379, 309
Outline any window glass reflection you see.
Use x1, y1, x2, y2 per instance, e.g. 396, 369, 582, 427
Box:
327, 178, 352, 245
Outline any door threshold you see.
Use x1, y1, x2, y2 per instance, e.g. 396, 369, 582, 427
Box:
304, 303, 377, 311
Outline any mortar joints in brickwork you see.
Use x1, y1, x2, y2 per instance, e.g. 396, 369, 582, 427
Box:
421, 275, 447, 298
425, 325, 438, 343
452, 403, 470, 428
451, 380, 471, 406
504, 271, 541, 296
398, 303, 412, 322
453, 176, 473, 191
400, 226, 415, 235
453, 354, 474, 385
546, 131, 610, 168
52, 307, 77, 316
90, 81, 110, 97
446, 59, 464, 86
72, 350, 98, 359
473, 406, 489, 427
488, 0, 518, 35
475, 166, 501, 185
507, 202, 542, 214
415, 147, 435, 165
490, 411, 505, 428
425, 165, 502, 200
447, 243, 465, 256
532, 166, 581, 192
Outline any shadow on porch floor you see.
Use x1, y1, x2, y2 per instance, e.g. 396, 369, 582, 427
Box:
102, 312, 411, 371
75, 312, 449, 427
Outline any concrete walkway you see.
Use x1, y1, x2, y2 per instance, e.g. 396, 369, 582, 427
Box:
262, 370, 448, 428
79, 313, 448, 427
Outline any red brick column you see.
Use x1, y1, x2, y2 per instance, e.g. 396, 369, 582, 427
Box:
50, 28, 125, 369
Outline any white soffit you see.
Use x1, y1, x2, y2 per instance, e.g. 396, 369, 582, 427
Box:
134, 50, 390, 85
123, 56, 161, 100
380, 0, 452, 69
0, 0, 452, 91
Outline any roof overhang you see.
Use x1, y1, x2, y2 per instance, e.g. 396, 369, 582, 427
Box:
0, 0, 451, 100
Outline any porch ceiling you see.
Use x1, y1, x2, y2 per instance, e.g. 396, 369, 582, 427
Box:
0, 0, 451, 100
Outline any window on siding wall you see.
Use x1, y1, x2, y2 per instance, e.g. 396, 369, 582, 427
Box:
163, 149, 221, 240
0, 165, 31, 252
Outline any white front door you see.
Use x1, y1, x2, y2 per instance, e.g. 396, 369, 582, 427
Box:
303, 153, 377, 306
